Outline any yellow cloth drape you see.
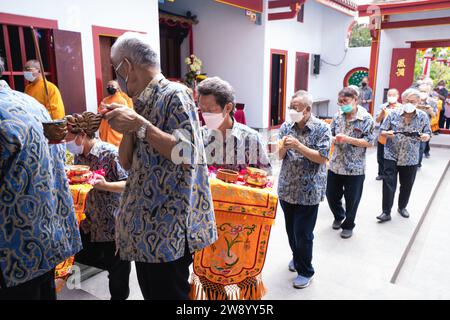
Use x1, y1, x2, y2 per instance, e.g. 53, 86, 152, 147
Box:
431, 100, 442, 132
55, 184, 92, 281
98, 92, 132, 147
191, 178, 278, 300
25, 78, 65, 120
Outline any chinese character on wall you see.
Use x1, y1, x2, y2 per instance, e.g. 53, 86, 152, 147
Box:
396, 59, 406, 77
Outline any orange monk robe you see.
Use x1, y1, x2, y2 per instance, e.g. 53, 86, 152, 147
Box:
25, 78, 65, 120
119, 91, 134, 108
98, 92, 131, 147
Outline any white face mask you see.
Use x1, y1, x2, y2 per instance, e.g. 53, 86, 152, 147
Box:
403, 103, 417, 114
289, 109, 304, 123
387, 96, 398, 104
202, 112, 225, 130
24, 71, 36, 82
66, 139, 84, 155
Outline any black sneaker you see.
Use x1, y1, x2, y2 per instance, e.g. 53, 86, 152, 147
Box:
377, 213, 391, 223
332, 219, 343, 230
398, 208, 410, 218
340, 229, 353, 239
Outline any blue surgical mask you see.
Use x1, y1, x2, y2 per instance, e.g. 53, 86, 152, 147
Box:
340, 104, 354, 114
66, 140, 84, 155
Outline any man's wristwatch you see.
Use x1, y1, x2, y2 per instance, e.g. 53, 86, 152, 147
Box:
136, 121, 149, 140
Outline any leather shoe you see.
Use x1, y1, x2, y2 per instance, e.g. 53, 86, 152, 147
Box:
377, 213, 391, 223
398, 208, 410, 218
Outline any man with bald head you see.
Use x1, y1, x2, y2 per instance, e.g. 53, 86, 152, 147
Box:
24, 59, 65, 119
98, 80, 132, 147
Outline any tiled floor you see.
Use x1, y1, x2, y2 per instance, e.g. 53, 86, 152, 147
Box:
58, 138, 450, 300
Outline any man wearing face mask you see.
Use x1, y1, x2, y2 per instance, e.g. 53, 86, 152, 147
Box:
377, 89, 431, 223
359, 77, 373, 112
374, 88, 402, 180
277, 90, 331, 289
23, 59, 65, 120
65, 129, 131, 300
102, 32, 217, 300
417, 83, 437, 166
197, 77, 270, 173
98, 80, 131, 147
327, 87, 375, 239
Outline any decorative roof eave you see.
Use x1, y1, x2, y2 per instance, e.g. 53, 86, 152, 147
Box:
358, 0, 450, 17
317, 0, 357, 16
159, 11, 198, 29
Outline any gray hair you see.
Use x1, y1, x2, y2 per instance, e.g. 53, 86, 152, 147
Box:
292, 90, 313, 107
111, 32, 159, 68
0, 56, 4, 76
197, 77, 236, 115
402, 88, 421, 101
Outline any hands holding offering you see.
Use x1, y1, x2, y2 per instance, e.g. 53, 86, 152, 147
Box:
102, 103, 147, 134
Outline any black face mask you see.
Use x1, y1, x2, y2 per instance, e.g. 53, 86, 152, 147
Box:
107, 87, 117, 95
362, 82, 367, 87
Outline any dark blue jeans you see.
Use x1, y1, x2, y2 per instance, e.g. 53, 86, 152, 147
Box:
326, 170, 365, 231
280, 200, 319, 278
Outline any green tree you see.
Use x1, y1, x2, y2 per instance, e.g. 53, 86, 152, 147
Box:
349, 24, 371, 48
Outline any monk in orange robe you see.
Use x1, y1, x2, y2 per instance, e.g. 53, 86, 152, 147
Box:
98, 80, 132, 147
24, 59, 65, 120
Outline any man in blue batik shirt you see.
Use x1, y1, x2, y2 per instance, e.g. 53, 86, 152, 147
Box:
277, 90, 331, 290
327, 87, 375, 239
0, 57, 82, 300
103, 32, 217, 300
377, 88, 431, 223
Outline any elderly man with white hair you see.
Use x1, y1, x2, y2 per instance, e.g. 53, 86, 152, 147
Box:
277, 90, 331, 289
102, 32, 217, 300
377, 88, 431, 223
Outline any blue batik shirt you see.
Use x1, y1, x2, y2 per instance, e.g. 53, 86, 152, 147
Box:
75, 140, 128, 242
330, 106, 375, 176
380, 108, 432, 166
277, 116, 331, 206
115, 74, 217, 263
0, 85, 81, 288
201, 120, 271, 173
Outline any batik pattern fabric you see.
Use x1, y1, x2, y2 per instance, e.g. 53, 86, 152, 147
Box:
381, 108, 432, 166
75, 141, 128, 242
201, 120, 271, 173
115, 74, 217, 263
0, 86, 81, 288
329, 106, 375, 175
277, 116, 331, 206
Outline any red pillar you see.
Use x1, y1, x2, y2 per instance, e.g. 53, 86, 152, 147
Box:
368, 28, 381, 115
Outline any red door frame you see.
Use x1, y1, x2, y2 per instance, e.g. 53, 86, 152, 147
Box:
92, 25, 145, 105
294, 51, 309, 92
269, 49, 288, 129
0, 13, 58, 90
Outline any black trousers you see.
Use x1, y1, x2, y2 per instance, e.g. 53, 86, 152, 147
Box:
439, 107, 446, 128
75, 232, 131, 300
135, 245, 193, 300
418, 141, 430, 166
377, 142, 385, 176
326, 170, 365, 231
280, 200, 319, 278
0, 269, 56, 300
382, 160, 418, 214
